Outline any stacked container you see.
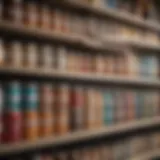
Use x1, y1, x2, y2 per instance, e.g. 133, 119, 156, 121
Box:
54, 84, 70, 135
103, 89, 114, 125
39, 83, 54, 137
22, 82, 39, 141
70, 86, 84, 131
2, 81, 22, 143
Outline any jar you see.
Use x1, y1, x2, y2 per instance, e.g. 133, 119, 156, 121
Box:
7, 41, 23, 67
84, 88, 96, 129
39, 45, 53, 69
39, 4, 51, 30
70, 86, 84, 131
39, 83, 53, 111
23, 111, 38, 141
0, 39, 4, 66
5, 81, 21, 112
24, 1, 38, 28
54, 84, 70, 135
94, 54, 105, 74
39, 112, 53, 137
22, 82, 38, 111
52, 9, 63, 32
61, 11, 70, 33
2, 111, 22, 143
105, 55, 114, 75
24, 43, 38, 68
56, 47, 67, 71
7, 0, 23, 24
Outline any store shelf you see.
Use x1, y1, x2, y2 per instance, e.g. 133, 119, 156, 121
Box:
0, 118, 160, 156
52, 0, 160, 32
131, 149, 160, 160
0, 67, 160, 87
0, 21, 160, 53
0, 21, 124, 53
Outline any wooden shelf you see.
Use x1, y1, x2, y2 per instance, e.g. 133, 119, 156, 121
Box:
0, 118, 160, 156
131, 149, 160, 160
51, 0, 160, 32
0, 67, 159, 87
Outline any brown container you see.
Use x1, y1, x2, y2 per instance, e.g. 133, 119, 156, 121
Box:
24, 1, 39, 28
84, 88, 96, 129
39, 112, 53, 137
39, 83, 53, 112
39, 4, 51, 30
94, 89, 103, 127
70, 86, 84, 131
6, 0, 23, 24
23, 111, 38, 141
39, 45, 53, 69
6, 41, 23, 67
24, 43, 38, 68
0, 39, 4, 66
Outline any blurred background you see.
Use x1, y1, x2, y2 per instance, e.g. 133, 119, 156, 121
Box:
0, 0, 160, 160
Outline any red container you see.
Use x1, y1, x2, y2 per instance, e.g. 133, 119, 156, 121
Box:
2, 111, 22, 143
70, 86, 84, 131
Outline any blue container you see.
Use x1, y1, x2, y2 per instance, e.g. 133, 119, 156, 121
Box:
5, 81, 21, 111
22, 83, 39, 111
103, 90, 115, 125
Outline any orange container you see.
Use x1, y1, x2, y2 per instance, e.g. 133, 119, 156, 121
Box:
84, 88, 96, 129
94, 89, 103, 128
54, 109, 69, 135
23, 111, 38, 141
39, 112, 53, 137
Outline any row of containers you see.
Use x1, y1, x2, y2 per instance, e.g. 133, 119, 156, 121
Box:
81, 0, 160, 22
0, 38, 159, 79
0, 0, 159, 44
0, 81, 159, 144
6, 130, 160, 160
